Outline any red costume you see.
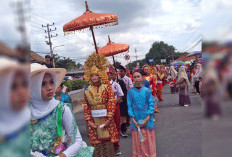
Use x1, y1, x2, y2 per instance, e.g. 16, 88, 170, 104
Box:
144, 73, 157, 97
156, 70, 166, 101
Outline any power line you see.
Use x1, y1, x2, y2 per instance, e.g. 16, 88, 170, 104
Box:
31, 13, 53, 24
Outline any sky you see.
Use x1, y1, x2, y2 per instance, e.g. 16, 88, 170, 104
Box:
2, 0, 231, 66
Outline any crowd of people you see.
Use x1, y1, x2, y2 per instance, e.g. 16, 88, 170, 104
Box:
1, 53, 204, 157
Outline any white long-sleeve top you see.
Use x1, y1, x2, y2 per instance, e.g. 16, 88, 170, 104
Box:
62, 106, 83, 157
118, 75, 133, 90
110, 80, 124, 98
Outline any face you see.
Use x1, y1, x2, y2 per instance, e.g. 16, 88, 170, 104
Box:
119, 69, 126, 77
161, 67, 165, 72
133, 72, 143, 85
41, 73, 55, 101
45, 57, 50, 62
144, 67, 150, 74
91, 73, 100, 83
10, 71, 30, 111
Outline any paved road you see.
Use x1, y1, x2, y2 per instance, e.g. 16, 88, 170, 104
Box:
74, 85, 202, 157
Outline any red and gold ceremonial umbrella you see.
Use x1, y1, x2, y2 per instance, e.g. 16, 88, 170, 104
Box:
63, 1, 118, 54
98, 35, 129, 68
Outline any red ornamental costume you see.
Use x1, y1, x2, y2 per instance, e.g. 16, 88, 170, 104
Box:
83, 53, 119, 157
144, 73, 157, 97
83, 84, 119, 145
167, 79, 176, 94
156, 71, 166, 101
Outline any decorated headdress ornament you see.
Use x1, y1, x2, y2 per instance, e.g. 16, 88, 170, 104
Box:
84, 53, 109, 84
142, 64, 151, 70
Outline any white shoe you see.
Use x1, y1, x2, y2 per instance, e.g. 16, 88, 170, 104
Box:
184, 104, 189, 107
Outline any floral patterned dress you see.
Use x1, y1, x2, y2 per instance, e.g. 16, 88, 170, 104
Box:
0, 125, 30, 157
31, 102, 94, 157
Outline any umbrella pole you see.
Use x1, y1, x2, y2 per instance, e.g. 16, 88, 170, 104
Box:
90, 25, 98, 53
112, 55, 117, 71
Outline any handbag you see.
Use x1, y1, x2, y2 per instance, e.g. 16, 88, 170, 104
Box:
179, 81, 186, 89
51, 104, 67, 155
51, 104, 95, 157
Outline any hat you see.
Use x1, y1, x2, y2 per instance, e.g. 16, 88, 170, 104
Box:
31, 63, 66, 88
0, 57, 29, 74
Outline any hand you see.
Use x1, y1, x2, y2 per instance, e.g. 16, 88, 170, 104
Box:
140, 116, 150, 127
59, 153, 66, 157
132, 118, 139, 127
88, 121, 98, 129
103, 119, 112, 128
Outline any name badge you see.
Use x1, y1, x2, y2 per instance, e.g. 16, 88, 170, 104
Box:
91, 109, 107, 117
157, 80, 162, 83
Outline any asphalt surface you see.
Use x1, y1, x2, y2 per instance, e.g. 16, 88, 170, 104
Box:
74, 85, 202, 157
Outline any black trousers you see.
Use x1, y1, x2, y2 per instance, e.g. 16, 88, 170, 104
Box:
195, 81, 200, 94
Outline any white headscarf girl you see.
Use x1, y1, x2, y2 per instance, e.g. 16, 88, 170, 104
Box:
0, 58, 30, 137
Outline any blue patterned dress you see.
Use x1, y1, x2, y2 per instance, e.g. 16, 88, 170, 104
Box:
127, 86, 155, 131
127, 87, 157, 156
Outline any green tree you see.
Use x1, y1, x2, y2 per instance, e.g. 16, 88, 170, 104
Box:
126, 41, 187, 68
145, 41, 176, 65
55, 57, 78, 70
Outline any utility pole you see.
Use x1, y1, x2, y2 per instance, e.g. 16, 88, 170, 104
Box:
15, 1, 28, 47
135, 48, 138, 61
42, 23, 58, 67
12, 0, 30, 60
135, 48, 140, 67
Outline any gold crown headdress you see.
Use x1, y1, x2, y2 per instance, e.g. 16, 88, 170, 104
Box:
142, 64, 152, 70
84, 53, 109, 84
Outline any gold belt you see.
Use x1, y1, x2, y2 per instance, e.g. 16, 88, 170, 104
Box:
90, 104, 107, 110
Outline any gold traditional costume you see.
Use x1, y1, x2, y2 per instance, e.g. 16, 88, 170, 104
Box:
83, 53, 118, 157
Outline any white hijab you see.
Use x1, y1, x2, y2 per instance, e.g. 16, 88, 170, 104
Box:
30, 71, 60, 120
170, 66, 178, 79
0, 70, 30, 136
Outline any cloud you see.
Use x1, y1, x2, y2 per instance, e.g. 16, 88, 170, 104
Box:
29, 0, 202, 65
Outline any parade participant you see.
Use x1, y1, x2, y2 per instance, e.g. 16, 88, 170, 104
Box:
83, 53, 119, 157
127, 69, 156, 157
167, 76, 176, 94
118, 65, 133, 90
110, 68, 129, 138
176, 66, 191, 107
165, 66, 171, 79
108, 67, 129, 138
203, 60, 221, 119
108, 67, 124, 156
156, 65, 167, 101
151, 65, 157, 76
43, 55, 54, 68
54, 83, 73, 111
170, 66, 178, 93
0, 57, 30, 157
118, 65, 133, 129
30, 63, 93, 157
142, 65, 159, 113
194, 63, 202, 95
189, 67, 196, 93
141, 69, 150, 88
